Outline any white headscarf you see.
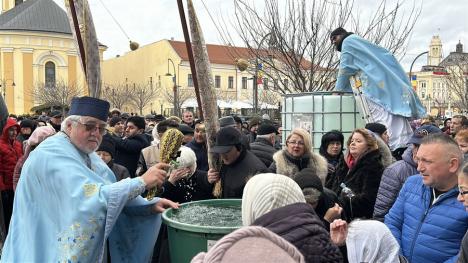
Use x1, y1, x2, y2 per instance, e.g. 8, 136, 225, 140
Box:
346, 220, 401, 263
176, 146, 197, 177
242, 173, 306, 226
151, 123, 160, 146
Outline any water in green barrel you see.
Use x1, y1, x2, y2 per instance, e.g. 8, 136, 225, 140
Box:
162, 199, 242, 263
171, 204, 242, 227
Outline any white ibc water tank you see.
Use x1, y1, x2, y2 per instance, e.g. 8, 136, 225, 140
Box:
281, 92, 365, 151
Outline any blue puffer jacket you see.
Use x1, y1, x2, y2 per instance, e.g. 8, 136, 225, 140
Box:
385, 175, 468, 263
373, 146, 418, 221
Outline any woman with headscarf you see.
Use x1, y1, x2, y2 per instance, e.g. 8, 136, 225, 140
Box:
325, 128, 385, 220
242, 173, 343, 262
270, 128, 328, 185
160, 146, 213, 203
330, 219, 405, 263
191, 226, 305, 263
319, 130, 344, 177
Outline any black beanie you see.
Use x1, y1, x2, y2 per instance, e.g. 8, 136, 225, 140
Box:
293, 168, 323, 193
365, 122, 387, 136
330, 27, 348, 38
97, 136, 115, 158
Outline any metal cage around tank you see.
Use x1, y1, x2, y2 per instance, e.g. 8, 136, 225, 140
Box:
281, 92, 365, 151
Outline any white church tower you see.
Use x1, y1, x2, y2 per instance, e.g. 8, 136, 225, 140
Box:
428, 35, 443, 66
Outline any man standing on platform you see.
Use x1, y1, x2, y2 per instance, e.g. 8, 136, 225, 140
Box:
331, 27, 426, 152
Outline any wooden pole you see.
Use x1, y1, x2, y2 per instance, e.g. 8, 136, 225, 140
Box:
177, 0, 204, 120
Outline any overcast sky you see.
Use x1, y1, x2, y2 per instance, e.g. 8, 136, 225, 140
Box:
53, 0, 467, 72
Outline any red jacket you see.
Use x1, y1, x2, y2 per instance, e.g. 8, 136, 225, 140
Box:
0, 118, 23, 191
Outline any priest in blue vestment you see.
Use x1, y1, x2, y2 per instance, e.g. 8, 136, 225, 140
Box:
2, 96, 178, 262
331, 27, 426, 151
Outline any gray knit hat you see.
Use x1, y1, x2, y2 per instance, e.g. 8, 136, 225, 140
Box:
242, 173, 305, 226
191, 226, 305, 263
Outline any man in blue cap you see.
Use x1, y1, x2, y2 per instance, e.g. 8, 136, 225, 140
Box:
2, 96, 178, 262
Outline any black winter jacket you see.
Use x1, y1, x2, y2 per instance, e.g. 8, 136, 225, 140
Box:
253, 203, 343, 263
108, 161, 130, 181
249, 137, 277, 167
373, 146, 417, 221
325, 149, 384, 220
161, 170, 213, 203
112, 133, 150, 177
185, 139, 209, 172
206, 148, 268, 198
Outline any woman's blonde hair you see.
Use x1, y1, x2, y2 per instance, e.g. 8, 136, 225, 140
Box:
455, 129, 468, 143
286, 128, 312, 154
347, 128, 378, 152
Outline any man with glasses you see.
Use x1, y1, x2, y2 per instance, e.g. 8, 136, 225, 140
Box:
2, 96, 178, 262
385, 133, 467, 262
457, 162, 468, 261
330, 27, 425, 153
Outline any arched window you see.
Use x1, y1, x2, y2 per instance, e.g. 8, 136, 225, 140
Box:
45, 61, 56, 87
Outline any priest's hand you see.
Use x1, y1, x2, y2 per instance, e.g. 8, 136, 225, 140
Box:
142, 163, 170, 190
153, 198, 179, 213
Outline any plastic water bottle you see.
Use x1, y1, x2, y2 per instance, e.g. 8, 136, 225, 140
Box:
340, 183, 355, 198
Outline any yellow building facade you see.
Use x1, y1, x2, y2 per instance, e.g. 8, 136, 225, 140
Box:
102, 39, 283, 116
0, 0, 105, 115
412, 35, 468, 117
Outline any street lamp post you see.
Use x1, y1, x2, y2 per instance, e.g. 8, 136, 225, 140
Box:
409, 51, 429, 80
0, 79, 16, 105
166, 58, 178, 116
253, 33, 272, 114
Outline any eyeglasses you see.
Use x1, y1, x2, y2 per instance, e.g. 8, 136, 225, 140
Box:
77, 121, 107, 134
287, 140, 305, 146
459, 187, 468, 196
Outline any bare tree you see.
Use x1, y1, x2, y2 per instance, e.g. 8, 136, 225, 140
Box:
216, 0, 421, 93
443, 64, 468, 113
258, 84, 281, 107
215, 89, 237, 102
162, 87, 194, 116
31, 80, 84, 114
101, 83, 134, 110
128, 83, 160, 115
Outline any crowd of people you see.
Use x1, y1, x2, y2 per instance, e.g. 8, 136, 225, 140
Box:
1, 95, 468, 262
1, 26, 468, 262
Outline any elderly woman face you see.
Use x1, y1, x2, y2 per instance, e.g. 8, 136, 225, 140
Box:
286, 134, 306, 157
348, 132, 369, 158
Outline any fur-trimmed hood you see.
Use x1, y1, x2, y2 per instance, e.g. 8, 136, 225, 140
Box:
375, 135, 394, 168
273, 150, 328, 185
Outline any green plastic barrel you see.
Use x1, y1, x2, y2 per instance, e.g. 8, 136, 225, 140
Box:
162, 199, 242, 263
